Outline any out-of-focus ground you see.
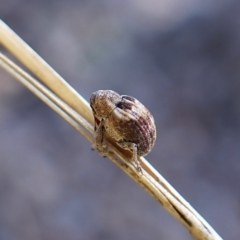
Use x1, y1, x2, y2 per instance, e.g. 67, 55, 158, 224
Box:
0, 0, 240, 239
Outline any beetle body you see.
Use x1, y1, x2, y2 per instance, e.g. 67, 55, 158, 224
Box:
90, 90, 156, 166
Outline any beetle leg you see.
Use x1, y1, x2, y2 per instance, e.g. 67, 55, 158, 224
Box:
117, 141, 142, 172
95, 119, 108, 157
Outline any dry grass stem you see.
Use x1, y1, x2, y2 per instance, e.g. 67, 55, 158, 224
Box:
0, 20, 223, 240
0, 53, 93, 142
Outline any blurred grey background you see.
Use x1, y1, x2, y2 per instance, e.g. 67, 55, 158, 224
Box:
0, 0, 240, 239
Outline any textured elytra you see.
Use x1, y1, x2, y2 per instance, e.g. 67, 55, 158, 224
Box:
90, 90, 157, 165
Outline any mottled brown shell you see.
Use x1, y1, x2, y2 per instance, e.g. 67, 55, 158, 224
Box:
90, 90, 156, 157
